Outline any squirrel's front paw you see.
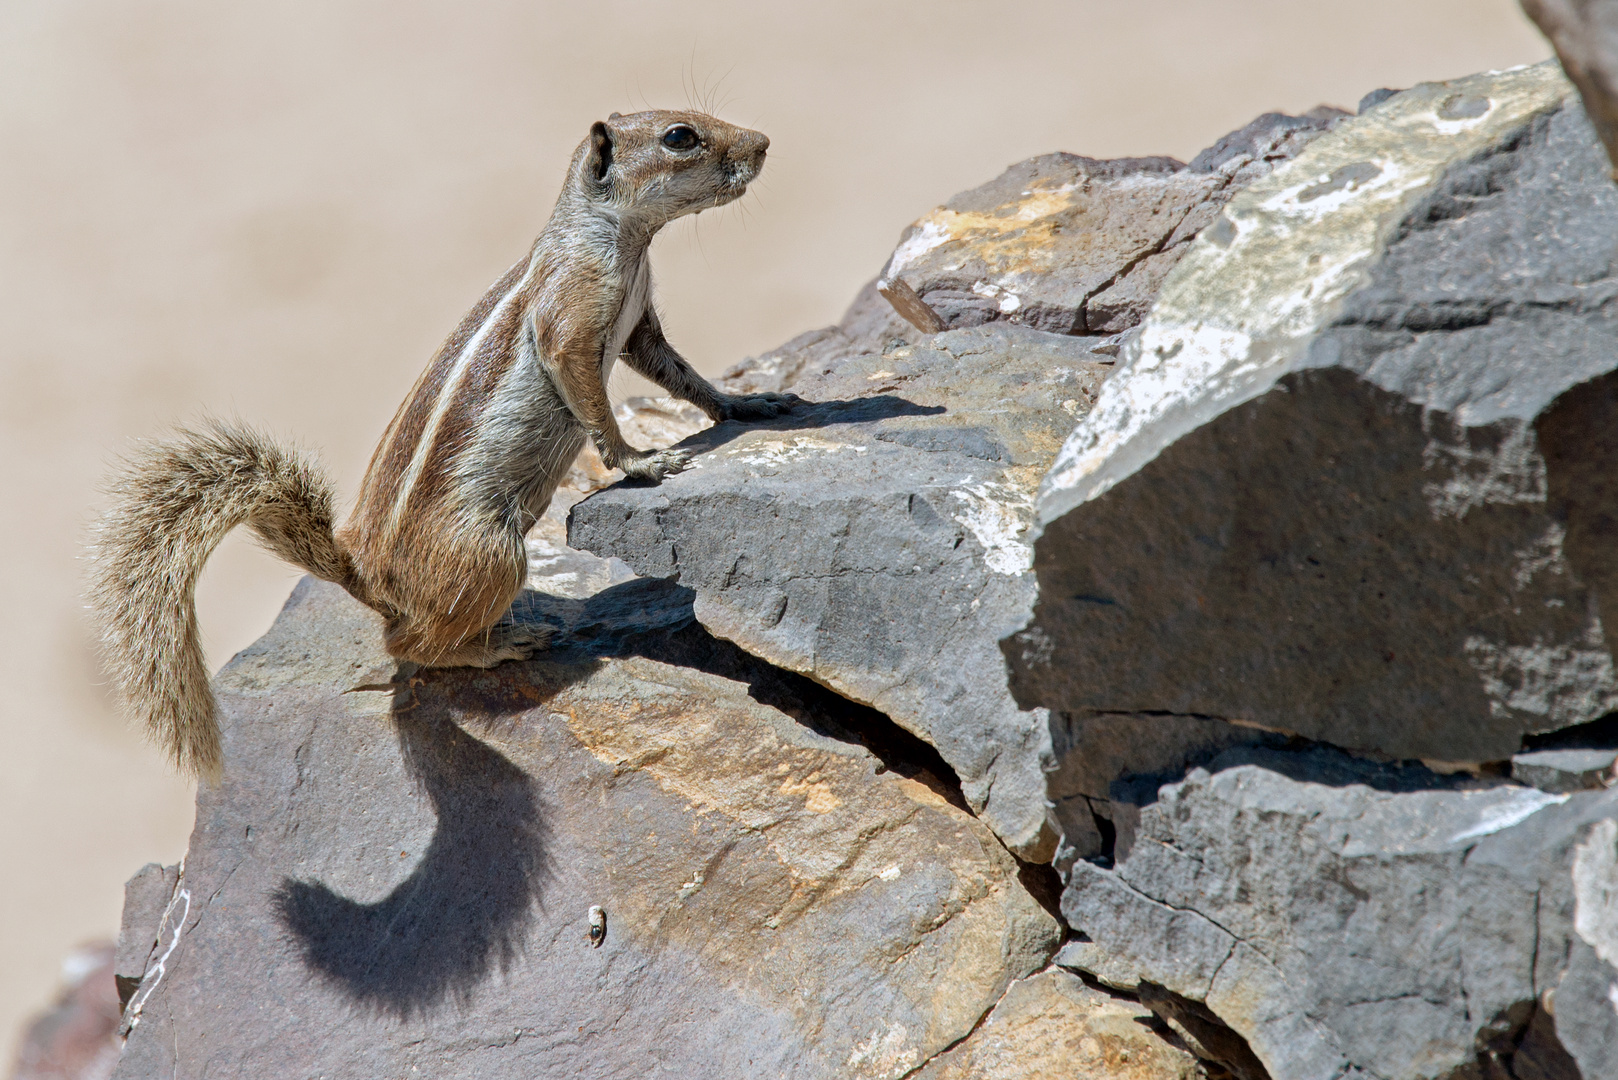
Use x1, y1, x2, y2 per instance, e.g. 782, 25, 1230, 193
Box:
717, 391, 802, 421
618, 447, 693, 482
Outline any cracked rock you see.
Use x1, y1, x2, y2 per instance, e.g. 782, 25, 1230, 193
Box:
111, 567, 1056, 1078
1007, 62, 1618, 765
1057, 744, 1617, 1080
874, 111, 1343, 337
113, 861, 180, 1010
571, 322, 1112, 857
568, 104, 1351, 859
907, 967, 1203, 1080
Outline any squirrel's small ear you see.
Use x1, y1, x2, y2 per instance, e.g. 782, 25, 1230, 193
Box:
608, 111, 623, 120
585, 121, 614, 184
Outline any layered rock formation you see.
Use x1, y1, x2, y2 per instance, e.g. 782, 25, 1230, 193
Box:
1008, 62, 1618, 1080
103, 59, 1618, 1080
1007, 62, 1618, 765
572, 106, 1346, 859
111, 573, 1058, 1079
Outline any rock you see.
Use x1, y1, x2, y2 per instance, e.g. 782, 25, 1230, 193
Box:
1132, 983, 1271, 1080
1522, 0, 1618, 174
9, 942, 120, 1080
112, 862, 179, 1010
874, 109, 1344, 337
524, 396, 713, 602
111, 574, 1058, 1079
569, 104, 1354, 858
1055, 744, 1616, 1080
1513, 747, 1618, 793
1357, 88, 1402, 114
572, 321, 1113, 857
1007, 61, 1618, 765
906, 967, 1202, 1080
1047, 710, 1286, 865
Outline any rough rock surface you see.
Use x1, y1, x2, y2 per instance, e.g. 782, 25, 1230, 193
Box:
907, 968, 1202, 1080
1513, 747, 1618, 793
874, 111, 1345, 337
1007, 62, 1618, 765
112, 863, 179, 1013
110, 573, 1059, 1079
1056, 745, 1613, 1080
97, 68, 1618, 1080
569, 111, 1344, 857
572, 322, 1113, 856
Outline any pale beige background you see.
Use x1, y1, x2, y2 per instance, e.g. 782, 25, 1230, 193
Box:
0, 0, 1547, 1061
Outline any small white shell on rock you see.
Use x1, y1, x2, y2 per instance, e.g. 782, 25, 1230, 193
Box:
587, 905, 606, 948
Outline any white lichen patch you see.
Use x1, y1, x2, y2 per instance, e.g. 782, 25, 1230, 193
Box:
971, 279, 1022, 312
731, 436, 868, 471
1512, 523, 1570, 592
1044, 322, 1256, 504
1447, 788, 1569, 844
846, 1022, 919, 1078
949, 480, 1036, 575
1464, 631, 1618, 723
885, 219, 952, 277
1421, 420, 1547, 520
1037, 60, 1574, 527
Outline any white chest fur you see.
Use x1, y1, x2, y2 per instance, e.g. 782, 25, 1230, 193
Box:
602, 252, 651, 391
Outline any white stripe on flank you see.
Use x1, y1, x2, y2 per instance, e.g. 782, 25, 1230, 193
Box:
385, 259, 537, 536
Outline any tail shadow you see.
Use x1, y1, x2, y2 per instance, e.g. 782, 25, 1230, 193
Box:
272, 689, 551, 1019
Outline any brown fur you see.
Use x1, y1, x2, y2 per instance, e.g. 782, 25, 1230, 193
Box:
89, 110, 799, 777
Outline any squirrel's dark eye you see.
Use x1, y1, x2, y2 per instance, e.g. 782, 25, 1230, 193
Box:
662, 125, 699, 152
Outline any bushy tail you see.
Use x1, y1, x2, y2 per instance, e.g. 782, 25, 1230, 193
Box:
88, 421, 367, 778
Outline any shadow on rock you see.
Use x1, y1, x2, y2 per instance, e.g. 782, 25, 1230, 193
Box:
273, 692, 552, 1019
640, 394, 947, 467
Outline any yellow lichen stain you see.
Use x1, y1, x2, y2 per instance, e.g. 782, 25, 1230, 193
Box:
778, 771, 842, 813
894, 775, 949, 810
902, 182, 1099, 280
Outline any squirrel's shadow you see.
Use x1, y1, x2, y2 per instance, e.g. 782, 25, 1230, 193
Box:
265, 393, 939, 1013
271, 683, 552, 1020
703, 393, 946, 447
613, 394, 946, 483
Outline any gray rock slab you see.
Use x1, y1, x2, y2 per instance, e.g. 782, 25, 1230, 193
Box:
1514, 747, 1618, 793
112, 577, 1057, 1079
570, 322, 1113, 856
1046, 710, 1287, 865
1007, 62, 1618, 764
1056, 744, 1618, 1080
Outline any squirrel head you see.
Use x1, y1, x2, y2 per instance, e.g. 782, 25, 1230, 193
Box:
571, 109, 769, 227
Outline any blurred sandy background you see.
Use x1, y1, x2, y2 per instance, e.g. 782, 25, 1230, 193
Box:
0, 0, 1547, 1062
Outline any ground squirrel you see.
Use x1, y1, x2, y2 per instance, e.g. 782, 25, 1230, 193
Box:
90, 110, 798, 778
